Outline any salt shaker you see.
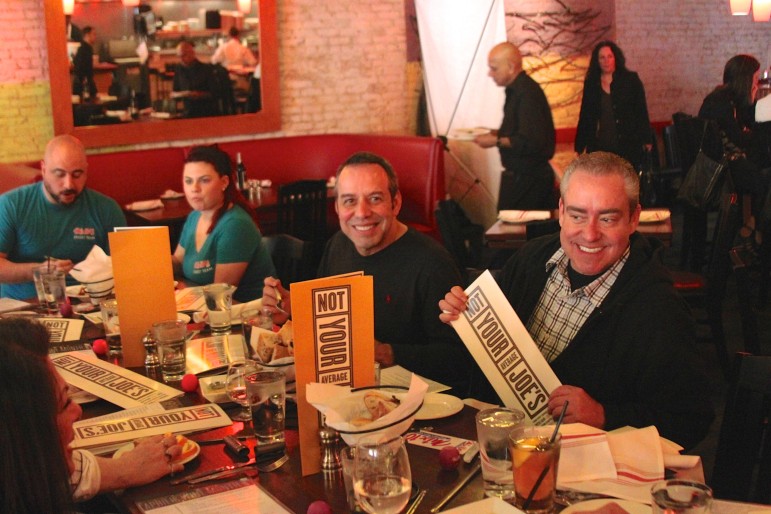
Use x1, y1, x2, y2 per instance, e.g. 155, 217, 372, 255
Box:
142, 330, 161, 376
319, 425, 342, 471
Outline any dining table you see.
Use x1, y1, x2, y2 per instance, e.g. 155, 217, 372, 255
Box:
485, 208, 674, 250
33, 300, 764, 514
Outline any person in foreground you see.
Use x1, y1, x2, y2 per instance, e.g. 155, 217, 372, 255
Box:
474, 42, 556, 210
0, 318, 183, 513
0, 135, 126, 299
172, 145, 274, 303
575, 40, 653, 169
262, 152, 472, 394
439, 152, 714, 449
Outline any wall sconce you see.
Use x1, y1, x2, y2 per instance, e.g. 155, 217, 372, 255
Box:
730, 0, 752, 14
753, 0, 771, 20
237, 0, 252, 14
122, 0, 140, 6
62, 0, 74, 15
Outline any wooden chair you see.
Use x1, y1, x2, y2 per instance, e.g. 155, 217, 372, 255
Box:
711, 352, 771, 504
277, 179, 328, 267
263, 234, 314, 285
670, 193, 742, 375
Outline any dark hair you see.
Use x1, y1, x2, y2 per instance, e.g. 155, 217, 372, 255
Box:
335, 151, 399, 201
721, 54, 760, 107
586, 40, 628, 84
82, 26, 93, 36
0, 319, 73, 513
561, 151, 640, 213
184, 145, 259, 233
228, 26, 240, 38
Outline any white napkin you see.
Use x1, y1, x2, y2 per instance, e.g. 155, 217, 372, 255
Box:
498, 210, 551, 224
69, 245, 113, 284
125, 199, 163, 211
558, 423, 617, 483
558, 425, 701, 504
638, 209, 671, 223
307, 374, 428, 446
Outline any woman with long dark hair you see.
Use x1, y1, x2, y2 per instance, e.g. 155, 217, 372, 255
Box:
699, 55, 767, 238
0, 318, 183, 513
575, 41, 653, 168
173, 145, 275, 302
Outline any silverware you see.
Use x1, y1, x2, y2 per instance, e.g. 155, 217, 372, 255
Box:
188, 467, 258, 484
429, 461, 481, 513
169, 459, 256, 485
405, 489, 427, 514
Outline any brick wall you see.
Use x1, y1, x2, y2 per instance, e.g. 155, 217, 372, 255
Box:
0, 0, 53, 162
1, 0, 769, 162
616, 0, 770, 122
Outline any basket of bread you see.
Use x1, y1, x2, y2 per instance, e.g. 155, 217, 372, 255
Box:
306, 374, 428, 446
247, 320, 295, 388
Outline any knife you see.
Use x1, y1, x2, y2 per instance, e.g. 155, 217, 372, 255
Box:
188, 467, 258, 484
169, 460, 255, 485
429, 461, 481, 513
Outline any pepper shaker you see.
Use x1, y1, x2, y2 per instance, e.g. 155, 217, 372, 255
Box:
142, 330, 161, 377
319, 425, 342, 471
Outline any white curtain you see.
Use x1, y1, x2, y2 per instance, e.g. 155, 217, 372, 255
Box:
415, 0, 507, 226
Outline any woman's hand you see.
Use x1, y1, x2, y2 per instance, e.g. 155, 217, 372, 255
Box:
262, 276, 291, 324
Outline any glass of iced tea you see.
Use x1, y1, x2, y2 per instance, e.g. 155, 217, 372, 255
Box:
508, 425, 561, 514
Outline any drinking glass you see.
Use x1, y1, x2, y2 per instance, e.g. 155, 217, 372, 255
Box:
39, 270, 66, 316
354, 435, 412, 514
226, 359, 260, 422
203, 283, 236, 333
476, 407, 526, 499
152, 319, 188, 383
100, 299, 121, 354
651, 480, 713, 514
508, 425, 561, 514
241, 308, 273, 358
246, 369, 286, 442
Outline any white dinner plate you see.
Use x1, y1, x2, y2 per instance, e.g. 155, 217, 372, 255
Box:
638, 209, 671, 223
69, 385, 99, 404
561, 499, 651, 514
66, 285, 90, 301
498, 210, 552, 224
449, 127, 490, 141
113, 439, 200, 466
415, 393, 463, 420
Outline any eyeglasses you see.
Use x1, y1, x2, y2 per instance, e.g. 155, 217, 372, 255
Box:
49, 168, 86, 179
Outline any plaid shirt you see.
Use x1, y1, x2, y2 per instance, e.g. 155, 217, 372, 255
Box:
527, 246, 630, 362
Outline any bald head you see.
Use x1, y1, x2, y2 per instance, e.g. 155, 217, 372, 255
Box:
41, 135, 88, 205
488, 42, 523, 87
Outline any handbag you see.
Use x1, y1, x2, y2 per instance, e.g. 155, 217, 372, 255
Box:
677, 122, 729, 210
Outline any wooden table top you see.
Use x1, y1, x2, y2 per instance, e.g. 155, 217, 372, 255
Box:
485, 209, 673, 249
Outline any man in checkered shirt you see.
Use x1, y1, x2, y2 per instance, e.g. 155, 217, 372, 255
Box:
440, 152, 713, 450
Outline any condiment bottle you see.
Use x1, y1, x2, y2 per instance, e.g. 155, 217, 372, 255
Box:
319, 425, 342, 471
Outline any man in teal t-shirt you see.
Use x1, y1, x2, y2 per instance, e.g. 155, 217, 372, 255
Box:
0, 135, 126, 299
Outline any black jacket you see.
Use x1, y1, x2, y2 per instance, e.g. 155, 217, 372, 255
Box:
575, 70, 653, 167
497, 232, 714, 450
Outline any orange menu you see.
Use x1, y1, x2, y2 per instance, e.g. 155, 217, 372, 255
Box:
292, 272, 375, 476
109, 228, 177, 367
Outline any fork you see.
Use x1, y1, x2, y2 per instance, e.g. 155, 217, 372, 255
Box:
187, 454, 289, 484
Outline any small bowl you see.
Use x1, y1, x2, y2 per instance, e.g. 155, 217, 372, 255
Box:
81, 277, 114, 305
331, 385, 423, 446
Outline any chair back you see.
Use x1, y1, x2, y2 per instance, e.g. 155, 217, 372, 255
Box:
525, 219, 560, 240
434, 199, 483, 269
263, 234, 314, 285
712, 352, 771, 503
706, 193, 741, 294
663, 124, 681, 170
277, 180, 328, 269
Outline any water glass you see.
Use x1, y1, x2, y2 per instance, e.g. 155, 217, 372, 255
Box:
203, 283, 236, 333
651, 480, 713, 514
508, 425, 561, 514
226, 359, 260, 422
354, 435, 412, 514
152, 319, 188, 383
475, 407, 526, 499
37, 270, 66, 316
246, 369, 286, 442
99, 299, 122, 354
31, 269, 48, 305
340, 446, 360, 512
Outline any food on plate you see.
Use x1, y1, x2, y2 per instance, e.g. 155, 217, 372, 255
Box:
254, 320, 294, 363
573, 502, 631, 514
350, 391, 401, 426
170, 433, 198, 463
